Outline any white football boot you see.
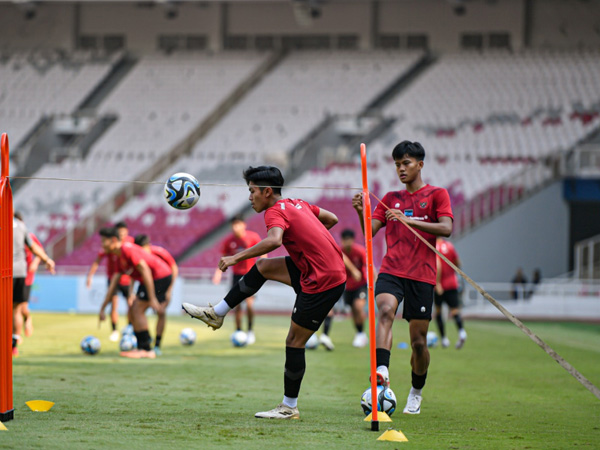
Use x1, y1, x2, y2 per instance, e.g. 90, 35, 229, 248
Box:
255, 403, 300, 419
403, 391, 422, 414
319, 333, 335, 351
182, 303, 224, 330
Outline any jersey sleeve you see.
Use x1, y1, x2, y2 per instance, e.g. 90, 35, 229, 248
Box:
220, 237, 230, 256
309, 203, 320, 217
372, 192, 391, 224
122, 244, 143, 270
264, 205, 288, 232
152, 245, 176, 267
435, 189, 454, 220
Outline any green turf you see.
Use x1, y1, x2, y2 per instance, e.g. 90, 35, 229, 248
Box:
4, 313, 600, 449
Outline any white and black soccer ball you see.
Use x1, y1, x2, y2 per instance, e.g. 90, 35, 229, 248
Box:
121, 324, 134, 337
427, 331, 439, 348
164, 172, 201, 210
361, 386, 397, 416
180, 328, 197, 346
119, 334, 138, 352
81, 335, 101, 355
305, 333, 319, 350
231, 330, 248, 347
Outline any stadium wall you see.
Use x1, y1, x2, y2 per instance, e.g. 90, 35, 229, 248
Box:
455, 181, 569, 284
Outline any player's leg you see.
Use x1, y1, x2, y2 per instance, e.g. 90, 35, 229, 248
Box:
246, 296, 255, 345
183, 257, 292, 329
121, 279, 156, 358
109, 294, 120, 342
350, 289, 368, 347
152, 276, 172, 355
319, 309, 335, 351
12, 278, 26, 356
446, 290, 467, 349
434, 293, 449, 347
233, 304, 243, 330
22, 284, 34, 337
255, 281, 345, 419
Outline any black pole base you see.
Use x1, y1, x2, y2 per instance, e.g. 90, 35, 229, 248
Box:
0, 409, 14, 422
371, 420, 379, 431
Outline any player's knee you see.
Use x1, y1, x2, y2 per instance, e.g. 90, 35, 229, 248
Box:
411, 337, 427, 355
378, 303, 396, 321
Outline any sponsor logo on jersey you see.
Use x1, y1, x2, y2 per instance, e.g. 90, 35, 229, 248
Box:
404, 209, 413, 217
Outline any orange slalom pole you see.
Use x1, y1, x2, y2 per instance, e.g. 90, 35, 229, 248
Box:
0, 133, 14, 422
360, 143, 379, 431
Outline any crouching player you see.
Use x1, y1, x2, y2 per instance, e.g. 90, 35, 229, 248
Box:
99, 227, 173, 359
183, 166, 346, 419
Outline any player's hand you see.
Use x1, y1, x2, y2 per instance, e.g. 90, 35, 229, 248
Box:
86, 277, 92, 289
149, 298, 161, 313
435, 285, 444, 296
127, 295, 136, 307
99, 310, 106, 322
212, 270, 222, 285
352, 193, 363, 213
385, 209, 406, 222
218, 256, 237, 272
351, 269, 362, 282
45, 258, 56, 275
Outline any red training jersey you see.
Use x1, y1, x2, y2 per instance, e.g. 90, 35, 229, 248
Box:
150, 244, 176, 269
118, 242, 172, 282
436, 239, 459, 291
98, 235, 133, 286
25, 233, 42, 286
220, 231, 262, 275
372, 184, 453, 285
264, 198, 346, 294
342, 243, 367, 291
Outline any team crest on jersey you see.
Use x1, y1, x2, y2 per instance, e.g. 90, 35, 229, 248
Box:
404, 209, 413, 217
420, 202, 428, 208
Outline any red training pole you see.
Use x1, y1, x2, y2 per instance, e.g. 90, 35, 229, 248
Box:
360, 143, 379, 431
0, 133, 14, 422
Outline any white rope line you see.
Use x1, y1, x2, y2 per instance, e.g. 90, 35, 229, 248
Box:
9, 175, 362, 191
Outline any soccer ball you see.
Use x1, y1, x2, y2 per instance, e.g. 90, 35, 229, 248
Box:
361, 385, 397, 416
164, 172, 201, 210
180, 328, 197, 345
427, 331, 439, 348
231, 330, 248, 347
121, 324, 134, 336
80, 336, 101, 355
305, 333, 319, 349
119, 334, 137, 352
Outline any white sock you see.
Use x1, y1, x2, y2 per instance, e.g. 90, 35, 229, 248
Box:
282, 396, 297, 408
459, 329, 467, 339
213, 300, 231, 317
410, 387, 422, 397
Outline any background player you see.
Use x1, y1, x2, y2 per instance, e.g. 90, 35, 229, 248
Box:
212, 215, 261, 345
353, 140, 453, 415
12, 213, 55, 356
183, 165, 346, 419
435, 237, 467, 349
86, 221, 134, 341
134, 234, 179, 355
99, 227, 172, 359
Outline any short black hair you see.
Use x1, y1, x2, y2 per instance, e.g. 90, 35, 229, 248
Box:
134, 234, 150, 246
115, 221, 128, 230
14, 211, 23, 221
99, 227, 119, 239
341, 229, 355, 239
243, 166, 284, 195
230, 214, 245, 224
392, 140, 425, 162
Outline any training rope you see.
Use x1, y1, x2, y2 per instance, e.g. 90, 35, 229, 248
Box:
368, 191, 600, 401
9, 175, 361, 191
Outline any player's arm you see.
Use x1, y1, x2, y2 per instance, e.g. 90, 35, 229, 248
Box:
352, 193, 384, 237
86, 256, 102, 288
27, 240, 55, 274
384, 210, 453, 237
342, 253, 362, 281
136, 260, 160, 312
316, 208, 338, 230
435, 257, 444, 296
28, 256, 41, 275
100, 273, 122, 321
218, 227, 283, 272
164, 262, 178, 308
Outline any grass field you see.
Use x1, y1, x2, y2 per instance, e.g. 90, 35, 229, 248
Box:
4, 312, 600, 449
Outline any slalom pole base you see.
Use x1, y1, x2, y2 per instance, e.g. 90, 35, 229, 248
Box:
0, 410, 13, 422
364, 411, 392, 422
371, 420, 379, 431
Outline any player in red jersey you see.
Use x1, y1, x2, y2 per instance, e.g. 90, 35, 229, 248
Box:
183, 166, 346, 419
21, 231, 43, 338
212, 215, 262, 345
99, 227, 173, 359
86, 222, 134, 342
134, 234, 179, 355
353, 141, 453, 415
435, 237, 467, 349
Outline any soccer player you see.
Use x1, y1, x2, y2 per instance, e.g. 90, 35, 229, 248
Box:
183, 166, 346, 419
12, 213, 55, 356
134, 234, 178, 355
352, 140, 453, 415
98, 227, 173, 359
212, 215, 261, 345
86, 221, 134, 341
434, 237, 467, 349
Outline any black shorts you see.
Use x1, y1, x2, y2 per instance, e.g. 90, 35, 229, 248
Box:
434, 289, 460, 309
343, 286, 367, 306
108, 278, 130, 299
23, 284, 32, 303
285, 257, 346, 331
374, 273, 434, 321
13, 277, 26, 305
137, 275, 172, 304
